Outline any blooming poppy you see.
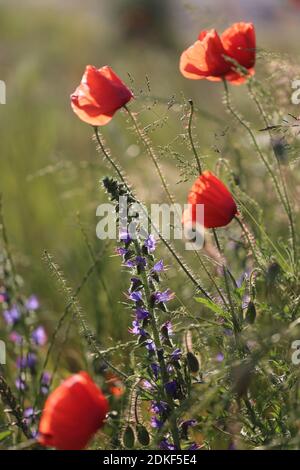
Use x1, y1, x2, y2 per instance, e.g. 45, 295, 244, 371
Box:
38, 372, 109, 450
71, 65, 133, 126
183, 171, 237, 228
180, 22, 255, 84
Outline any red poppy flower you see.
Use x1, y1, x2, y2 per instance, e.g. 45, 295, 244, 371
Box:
183, 171, 237, 228
180, 22, 255, 84
71, 65, 133, 126
38, 372, 109, 450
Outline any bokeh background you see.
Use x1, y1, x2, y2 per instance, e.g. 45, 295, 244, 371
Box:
1, 0, 300, 372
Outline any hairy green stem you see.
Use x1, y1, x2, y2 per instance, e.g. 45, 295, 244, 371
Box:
124, 105, 175, 205
133, 241, 181, 449
93, 127, 211, 300
212, 229, 239, 336
187, 99, 202, 174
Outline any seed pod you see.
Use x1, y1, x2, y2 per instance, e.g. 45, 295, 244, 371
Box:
246, 301, 256, 324
123, 425, 135, 449
136, 425, 150, 446
186, 352, 200, 373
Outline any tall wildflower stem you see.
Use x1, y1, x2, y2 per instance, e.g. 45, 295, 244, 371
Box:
124, 105, 175, 205
0, 194, 18, 290
93, 126, 212, 301
247, 81, 296, 265
133, 240, 181, 449
187, 100, 202, 174
0, 372, 33, 439
235, 215, 264, 269
186, 101, 230, 309
222, 79, 294, 260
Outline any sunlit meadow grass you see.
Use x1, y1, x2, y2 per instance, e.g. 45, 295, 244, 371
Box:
0, 1, 300, 450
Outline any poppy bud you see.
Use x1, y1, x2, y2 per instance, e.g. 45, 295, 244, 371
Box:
245, 301, 256, 324
186, 352, 200, 373
71, 65, 133, 126
123, 425, 135, 449
136, 425, 150, 446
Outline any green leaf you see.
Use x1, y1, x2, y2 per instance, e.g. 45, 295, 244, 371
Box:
0, 430, 12, 442
194, 297, 228, 318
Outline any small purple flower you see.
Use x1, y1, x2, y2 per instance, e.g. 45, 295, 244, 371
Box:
181, 419, 197, 431
141, 379, 154, 390
151, 401, 168, 414
216, 352, 224, 362
128, 291, 143, 303
162, 321, 173, 336
242, 294, 251, 310
124, 259, 135, 268
0, 292, 8, 303
154, 289, 175, 304
135, 256, 147, 270
41, 371, 51, 385
119, 230, 131, 244
3, 305, 20, 326
16, 352, 37, 370
9, 331, 23, 345
24, 407, 34, 419
144, 234, 156, 252
150, 363, 160, 380
25, 295, 39, 311
170, 348, 182, 362
41, 371, 51, 395
130, 277, 142, 291
188, 443, 200, 450
145, 339, 156, 352
153, 260, 164, 272
135, 307, 149, 321
23, 407, 36, 428
31, 326, 47, 346
150, 416, 163, 429
15, 376, 26, 391
116, 247, 127, 256
129, 320, 146, 336
165, 380, 177, 397
159, 438, 177, 450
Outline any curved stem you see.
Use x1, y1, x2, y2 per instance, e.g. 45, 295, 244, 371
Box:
93, 126, 211, 301
186, 100, 230, 307
212, 228, 239, 336
124, 105, 175, 205
187, 99, 202, 174
235, 215, 264, 269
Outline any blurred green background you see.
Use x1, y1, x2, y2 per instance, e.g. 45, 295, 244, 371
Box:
1, 0, 300, 370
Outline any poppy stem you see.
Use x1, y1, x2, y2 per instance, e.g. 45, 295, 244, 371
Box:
123, 105, 175, 205
188, 99, 202, 175
234, 215, 264, 269
93, 126, 212, 301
